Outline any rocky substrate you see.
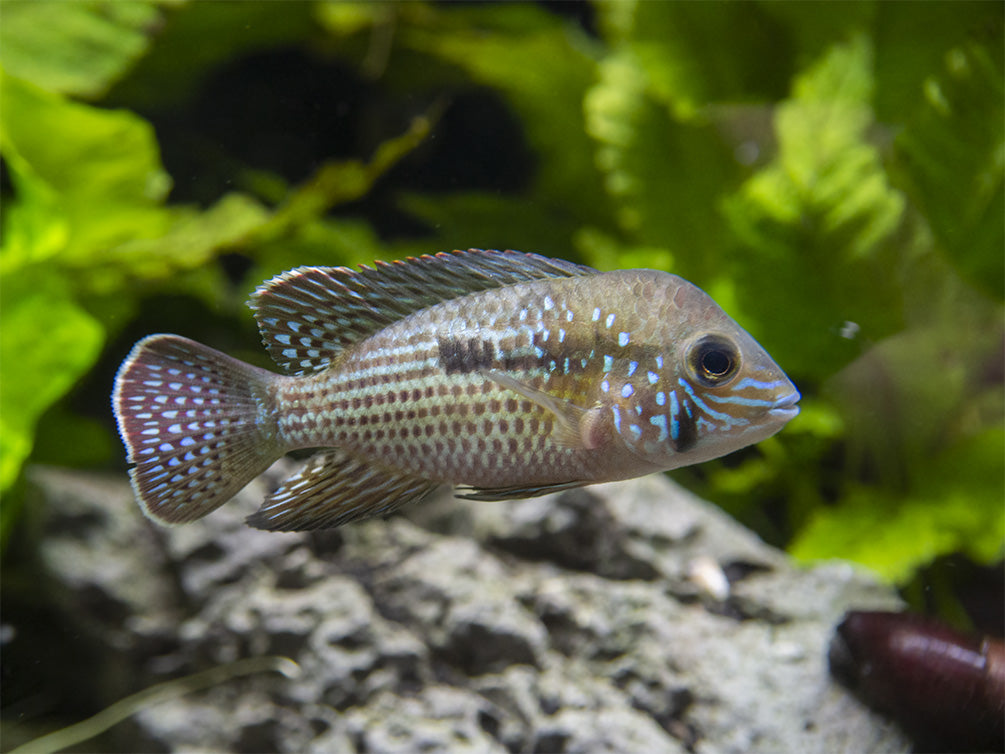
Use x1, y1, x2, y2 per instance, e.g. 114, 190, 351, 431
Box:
12, 464, 910, 753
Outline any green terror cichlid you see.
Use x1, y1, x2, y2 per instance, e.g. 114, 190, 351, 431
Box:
113, 249, 799, 531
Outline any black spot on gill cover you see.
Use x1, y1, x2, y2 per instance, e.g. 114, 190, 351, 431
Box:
672, 395, 699, 453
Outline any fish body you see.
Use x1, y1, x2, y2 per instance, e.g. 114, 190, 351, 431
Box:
113, 250, 800, 531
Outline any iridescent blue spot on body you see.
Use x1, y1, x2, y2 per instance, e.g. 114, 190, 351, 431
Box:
650, 414, 669, 442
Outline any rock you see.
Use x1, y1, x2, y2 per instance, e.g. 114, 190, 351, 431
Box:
10, 464, 911, 753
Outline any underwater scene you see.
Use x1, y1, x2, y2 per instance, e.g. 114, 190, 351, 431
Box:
2, 2, 1002, 752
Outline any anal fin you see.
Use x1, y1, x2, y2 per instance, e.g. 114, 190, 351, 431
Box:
247, 450, 439, 531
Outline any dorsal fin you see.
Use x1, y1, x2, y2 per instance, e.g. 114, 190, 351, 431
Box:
248, 249, 595, 375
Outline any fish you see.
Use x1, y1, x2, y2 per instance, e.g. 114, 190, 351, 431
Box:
112, 249, 800, 531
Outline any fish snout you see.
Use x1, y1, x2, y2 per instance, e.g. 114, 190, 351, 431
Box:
768, 389, 801, 421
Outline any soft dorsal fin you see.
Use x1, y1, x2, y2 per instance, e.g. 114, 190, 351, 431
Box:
248, 249, 595, 375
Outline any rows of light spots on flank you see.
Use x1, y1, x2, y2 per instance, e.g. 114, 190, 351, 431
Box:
276, 344, 568, 482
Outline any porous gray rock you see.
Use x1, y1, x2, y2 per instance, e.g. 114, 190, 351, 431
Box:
16, 464, 910, 753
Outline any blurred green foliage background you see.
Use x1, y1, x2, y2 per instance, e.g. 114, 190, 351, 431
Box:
1, 0, 1002, 610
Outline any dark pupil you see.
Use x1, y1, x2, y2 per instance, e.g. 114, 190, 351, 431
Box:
701, 348, 732, 377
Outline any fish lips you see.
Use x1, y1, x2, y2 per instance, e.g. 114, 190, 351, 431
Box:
768, 389, 801, 421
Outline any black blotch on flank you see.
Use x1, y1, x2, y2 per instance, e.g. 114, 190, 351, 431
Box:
438, 337, 496, 375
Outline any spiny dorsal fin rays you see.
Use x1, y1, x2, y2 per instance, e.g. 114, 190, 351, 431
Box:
249, 249, 596, 375
246, 450, 440, 531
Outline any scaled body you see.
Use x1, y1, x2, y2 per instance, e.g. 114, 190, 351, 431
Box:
113, 250, 799, 530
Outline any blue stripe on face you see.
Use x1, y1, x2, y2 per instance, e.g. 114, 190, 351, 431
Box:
732, 376, 787, 391
678, 378, 749, 428
704, 393, 776, 408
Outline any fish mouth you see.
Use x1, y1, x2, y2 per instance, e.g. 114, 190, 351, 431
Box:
768, 391, 801, 420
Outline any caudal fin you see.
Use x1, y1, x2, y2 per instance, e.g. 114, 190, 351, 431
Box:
112, 334, 285, 524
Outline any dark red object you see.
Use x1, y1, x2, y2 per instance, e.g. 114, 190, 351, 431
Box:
830, 610, 1005, 753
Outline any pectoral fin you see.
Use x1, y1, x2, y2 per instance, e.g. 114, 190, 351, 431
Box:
480, 370, 609, 450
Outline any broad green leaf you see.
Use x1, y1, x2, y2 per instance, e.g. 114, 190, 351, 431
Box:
722, 35, 906, 379
893, 42, 1005, 300
584, 50, 739, 282
90, 193, 270, 293
795, 309, 1004, 582
791, 429, 1005, 583
0, 70, 276, 499
0, 272, 104, 492
0, 0, 169, 98
596, 0, 793, 117
0, 70, 172, 273
0, 70, 273, 290
0, 71, 170, 207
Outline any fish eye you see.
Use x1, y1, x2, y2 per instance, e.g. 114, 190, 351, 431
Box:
688, 335, 740, 387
